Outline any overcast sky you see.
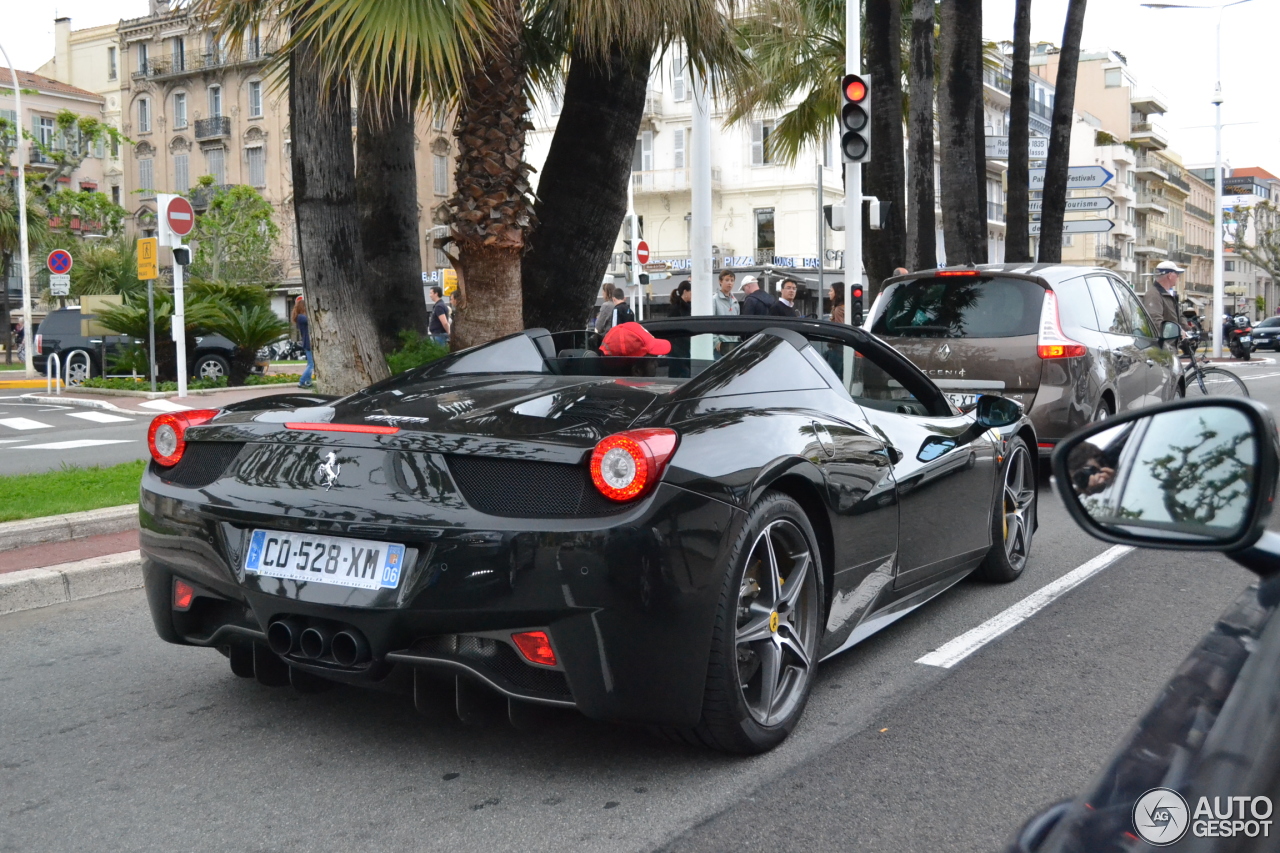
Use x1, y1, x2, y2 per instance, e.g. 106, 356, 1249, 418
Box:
5, 0, 1277, 171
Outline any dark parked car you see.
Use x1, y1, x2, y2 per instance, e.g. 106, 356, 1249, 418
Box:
1247, 314, 1280, 351
867, 265, 1183, 459
1007, 397, 1280, 852
33, 307, 262, 385
138, 317, 1037, 754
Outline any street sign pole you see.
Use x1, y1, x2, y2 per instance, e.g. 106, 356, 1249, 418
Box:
843, 0, 861, 327
147, 278, 156, 393
137, 238, 159, 393
691, 60, 713, 349
157, 194, 195, 397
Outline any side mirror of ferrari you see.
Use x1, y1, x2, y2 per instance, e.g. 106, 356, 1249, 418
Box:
975, 394, 1022, 429
1161, 320, 1181, 342
1052, 398, 1280, 556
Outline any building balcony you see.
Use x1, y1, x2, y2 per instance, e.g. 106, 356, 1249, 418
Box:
195, 116, 231, 141
1185, 203, 1214, 222
1186, 242, 1213, 257
632, 167, 721, 194
1165, 170, 1190, 193
1135, 232, 1169, 256
1135, 191, 1169, 215
190, 183, 235, 210
28, 144, 55, 166
1130, 89, 1169, 115
1134, 152, 1168, 180
138, 187, 156, 200
643, 89, 663, 117
1130, 120, 1169, 150
987, 202, 1005, 223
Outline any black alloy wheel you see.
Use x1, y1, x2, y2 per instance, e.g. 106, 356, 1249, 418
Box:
975, 437, 1036, 583
671, 491, 823, 754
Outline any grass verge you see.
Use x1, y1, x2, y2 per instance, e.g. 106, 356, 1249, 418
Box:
0, 460, 145, 522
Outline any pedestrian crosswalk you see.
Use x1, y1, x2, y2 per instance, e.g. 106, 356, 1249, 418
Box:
66, 411, 135, 424
0, 405, 143, 452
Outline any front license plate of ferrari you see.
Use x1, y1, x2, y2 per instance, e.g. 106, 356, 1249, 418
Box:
243, 529, 406, 590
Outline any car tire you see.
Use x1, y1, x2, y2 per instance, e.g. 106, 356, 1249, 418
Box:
664, 491, 824, 754
974, 436, 1036, 583
63, 350, 93, 386
193, 354, 231, 382
1092, 397, 1114, 423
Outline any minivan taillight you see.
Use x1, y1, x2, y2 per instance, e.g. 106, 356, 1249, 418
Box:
1037, 290, 1086, 359
148, 409, 220, 467
34, 334, 42, 355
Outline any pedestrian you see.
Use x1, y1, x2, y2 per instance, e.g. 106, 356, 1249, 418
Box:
428, 285, 451, 346
741, 275, 774, 315
712, 271, 739, 358
670, 280, 692, 317
769, 278, 799, 317
596, 284, 635, 341
1144, 261, 1183, 343
828, 285, 845, 324
893, 267, 909, 277
668, 281, 692, 375
593, 283, 614, 333
291, 296, 314, 388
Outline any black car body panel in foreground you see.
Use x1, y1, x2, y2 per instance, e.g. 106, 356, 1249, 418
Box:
139, 318, 1035, 733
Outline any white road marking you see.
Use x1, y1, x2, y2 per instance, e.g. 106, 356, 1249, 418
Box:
0, 439, 26, 443
138, 399, 192, 412
16, 439, 137, 450
66, 411, 134, 424
916, 544, 1135, 669
0, 417, 53, 430
1241, 372, 1280, 382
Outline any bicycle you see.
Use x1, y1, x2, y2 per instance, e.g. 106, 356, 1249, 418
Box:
1180, 350, 1249, 397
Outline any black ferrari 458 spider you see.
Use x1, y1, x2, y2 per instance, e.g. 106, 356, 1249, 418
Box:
139, 316, 1038, 753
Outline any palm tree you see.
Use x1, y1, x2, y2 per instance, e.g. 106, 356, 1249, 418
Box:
1005, 0, 1033, 263
0, 187, 49, 364
1037, 0, 1088, 263
863, 0, 907, 296
938, 0, 987, 265
906, 0, 937, 272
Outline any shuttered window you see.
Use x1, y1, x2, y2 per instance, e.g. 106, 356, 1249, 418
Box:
173, 153, 189, 191
246, 146, 265, 187
138, 158, 154, 191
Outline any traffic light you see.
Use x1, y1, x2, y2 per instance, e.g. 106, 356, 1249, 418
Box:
851, 284, 865, 325
840, 74, 871, 164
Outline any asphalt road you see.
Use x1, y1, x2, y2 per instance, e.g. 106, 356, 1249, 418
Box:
0, 396, 150, 476
1, 365, 1277, 853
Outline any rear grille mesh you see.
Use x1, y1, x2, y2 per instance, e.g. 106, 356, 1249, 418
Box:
152, 442, 244, 488
446, 455, 625, 518
413, 635, 572, 699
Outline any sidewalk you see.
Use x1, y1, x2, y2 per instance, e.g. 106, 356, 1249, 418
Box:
19, 382, 313, 414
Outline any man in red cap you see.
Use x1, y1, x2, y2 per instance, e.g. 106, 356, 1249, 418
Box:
600, 322, 673, 357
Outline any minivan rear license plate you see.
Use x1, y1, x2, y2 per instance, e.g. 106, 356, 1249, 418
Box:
244, 529, 406, 591
946, 393, 979, 411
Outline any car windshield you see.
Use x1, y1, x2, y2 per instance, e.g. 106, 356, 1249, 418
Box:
870, 276, 1045, 339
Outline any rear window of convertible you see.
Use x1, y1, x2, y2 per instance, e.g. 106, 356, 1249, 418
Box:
870, 276, 1045, 339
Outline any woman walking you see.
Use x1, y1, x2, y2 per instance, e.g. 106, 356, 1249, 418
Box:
291, 296, 314, 389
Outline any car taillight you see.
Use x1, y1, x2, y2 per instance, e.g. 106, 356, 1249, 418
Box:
511, 631, 557, 667
35, 334, 42, 355
589, 428, 679, 502
1037, 290, 1086, 359
147, 408, 220, 467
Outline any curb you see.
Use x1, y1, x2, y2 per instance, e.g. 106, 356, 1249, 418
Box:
0, 504, 138, 553
0, 551, 142, 616
61, 382, 302, 400
17, 393, 128, 412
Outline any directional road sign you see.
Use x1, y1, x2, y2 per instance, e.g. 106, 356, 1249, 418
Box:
635, 241, 650, 265
985, 136, 1048, 160
1029, 220, 1115, 235
47, 249, 73, 274
137, 238, 159, 280
1028, 196, 1114, 213
166, 196, 195, 237
1028, 166, 1114, 191
49, 274, 70, 296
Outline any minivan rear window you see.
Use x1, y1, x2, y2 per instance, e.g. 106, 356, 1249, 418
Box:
870, 276, 1044, 339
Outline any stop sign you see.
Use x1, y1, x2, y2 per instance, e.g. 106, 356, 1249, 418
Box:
635, 241, 650, 264
166, 196, 195, 237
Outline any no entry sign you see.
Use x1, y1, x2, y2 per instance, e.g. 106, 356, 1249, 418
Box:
47, 249, 72, 274
635, 241, 650, 264
166, 196, 195, 237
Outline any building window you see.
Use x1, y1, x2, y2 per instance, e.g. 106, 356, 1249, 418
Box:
436, 247, 449, 268
248, 81, 262, 118
1104, 68, 1122, 88
206, 147, 226, 184
751, 120, 775, 166
173, 92, 187, 129
172, 36, 185, 71
671, 44, 686, 102
107, 46, 117, 80
138, 157, 154, 192
174, 152, 189, 191
36, 115, 55, 146
432, 110, 447, 132
111, 185, 121, 205
208, 85, 222, 118
632, 131, 653, 172
246, 26, 261, 59
755, 208, 775, 258
673, 127, 687, 169
433, 154, 448, 195
136, 42, 149, 74
137, 98, 151, 133
1226, 260, 1235, 271
111, 135, 119, 159
246, 146, 265, 187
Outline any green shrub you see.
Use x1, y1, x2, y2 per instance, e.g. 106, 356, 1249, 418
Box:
386, 331, 449, 375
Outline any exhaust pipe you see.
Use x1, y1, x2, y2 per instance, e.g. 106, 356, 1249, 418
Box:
331, 629, 370, 667
267, 618, 304, 656
298, 626, 334, 660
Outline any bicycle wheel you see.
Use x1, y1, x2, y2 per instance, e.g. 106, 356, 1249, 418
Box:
1186, 366, 1249, 397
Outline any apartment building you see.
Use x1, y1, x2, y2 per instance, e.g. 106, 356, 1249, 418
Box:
1182, 168, 1215, 301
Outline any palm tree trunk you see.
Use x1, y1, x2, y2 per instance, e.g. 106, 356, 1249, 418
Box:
907, 0, 937, 271
1038, 0, 1088, 263
937, 0, 986, 266
448, 0, 532, 350
1005, 0, 1033, 262
289, 24, 390, 394
863, 0, 907, 297
522, 43, 651, 332
357, 82, 431, 353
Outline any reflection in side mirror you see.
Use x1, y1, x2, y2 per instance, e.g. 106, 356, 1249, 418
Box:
1162, 320, 1181, 342
976, 394, 1022, 429
1053, 399, 1278, 551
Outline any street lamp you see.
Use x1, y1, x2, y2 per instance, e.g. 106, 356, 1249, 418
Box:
0, 41, 34, 378
1142, 0, 1255, 359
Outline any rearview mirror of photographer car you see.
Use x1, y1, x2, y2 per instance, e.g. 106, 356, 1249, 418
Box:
1052, 398, 1279, 554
